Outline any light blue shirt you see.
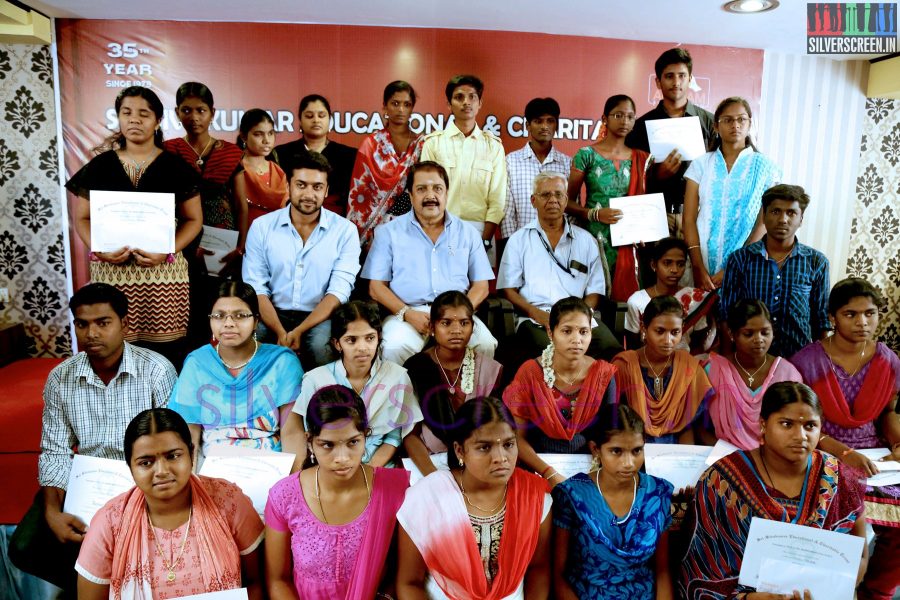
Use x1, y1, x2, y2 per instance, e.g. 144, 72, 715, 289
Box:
242, 206, 360, 311
497, 219, 605, 314
361, 210, 494, 306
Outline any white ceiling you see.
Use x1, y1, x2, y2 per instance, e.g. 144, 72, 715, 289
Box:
25, 0, 825, 56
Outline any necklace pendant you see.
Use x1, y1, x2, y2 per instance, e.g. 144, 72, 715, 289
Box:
195, 158, 204, 167
747, 375, 754, 386
166, 570, 176, 583
653, 376, 663, 399
448, 386, 455, 395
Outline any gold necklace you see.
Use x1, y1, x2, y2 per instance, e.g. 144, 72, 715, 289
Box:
554, 361, 586, 386
827, 337, 869, 380
185, 135, 214, 167
216, 338, 258, 370
434, 348, 463, 394
314, 465, 370, 525
147, 508, 192, 583
733, 352, 769, 387
642, 348, 672, 399
458, 473, 507, 514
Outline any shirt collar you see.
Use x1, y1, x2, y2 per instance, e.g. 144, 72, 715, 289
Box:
653, 99, 702, 118
524, 218, 573, 238
407, 208, 454, 231
517, 142, 563, 165
749, 236, 813, 258
74, 342, 135, 383
446, 121, 482, 139
275, 204, 330, 230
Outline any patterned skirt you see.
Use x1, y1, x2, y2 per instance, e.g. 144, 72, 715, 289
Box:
90, 253, 190, 343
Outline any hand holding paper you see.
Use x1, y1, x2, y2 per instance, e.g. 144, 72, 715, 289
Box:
645, 116, 707, 162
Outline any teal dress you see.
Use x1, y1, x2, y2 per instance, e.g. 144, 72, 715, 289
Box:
573, 146, 631, 272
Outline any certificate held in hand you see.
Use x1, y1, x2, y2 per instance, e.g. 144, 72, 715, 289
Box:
609, 193, 669, 247
90, 190, 175, 254
645, 116, 707, 162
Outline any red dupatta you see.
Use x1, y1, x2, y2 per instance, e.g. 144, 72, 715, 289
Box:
502, 359, 616, 441
243, 160, 288, 225
810, 353, 896, 429
610, 149, 650, 301
398, 469, 546, 600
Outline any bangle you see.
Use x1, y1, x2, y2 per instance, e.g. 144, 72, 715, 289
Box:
543, 470, 559, 480
539, 465, 553, 478
819, 434, 830, 443
687, 244, 700, 251
841, 448, 855, 458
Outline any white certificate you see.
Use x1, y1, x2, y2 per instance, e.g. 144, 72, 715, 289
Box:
200, 226, 240, 276
402, 453, 449, 486
608, 193, 669, 247
177, 590, 248, 600
198, 445, 294, 517
739, 517, 864, 599
643, 444, 712, 490
537, 453, 593, 479
705, 439, 741, 466
90, 190, 175, 253
63, 455, 134, 526
645, 116, 707, 161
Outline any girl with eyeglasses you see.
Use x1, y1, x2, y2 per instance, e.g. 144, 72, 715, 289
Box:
683, 97, 781, 292
566, 94, 650, 301
168, 281, 303, 459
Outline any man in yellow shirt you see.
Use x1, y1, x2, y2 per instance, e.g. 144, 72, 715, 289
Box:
421, 74, 507, 263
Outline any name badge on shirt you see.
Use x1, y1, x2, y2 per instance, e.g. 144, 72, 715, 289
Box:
569, 260, 588, 274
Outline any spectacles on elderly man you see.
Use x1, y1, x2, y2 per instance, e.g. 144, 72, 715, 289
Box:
535, 191, 566, 201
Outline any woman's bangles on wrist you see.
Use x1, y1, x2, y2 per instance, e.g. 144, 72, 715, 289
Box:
587, 207, 600, 222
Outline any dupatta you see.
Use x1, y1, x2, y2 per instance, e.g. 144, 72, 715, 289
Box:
345, 467, 410, 599
397, 469, 545, 600
610, 149, 650, 302
110, 475, 240, 599
502, 359, 616, 441
243, 159, 288, 224
613, 350, 710, 438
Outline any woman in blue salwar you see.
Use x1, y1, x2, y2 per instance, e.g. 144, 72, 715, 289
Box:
551, 402, 674, 599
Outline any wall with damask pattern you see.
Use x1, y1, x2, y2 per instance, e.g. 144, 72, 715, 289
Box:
846, 98, 900, 354
0, 43, 70, 357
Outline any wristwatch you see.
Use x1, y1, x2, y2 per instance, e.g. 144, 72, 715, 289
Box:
483, 239, 493, 250
396, 305, 410, 322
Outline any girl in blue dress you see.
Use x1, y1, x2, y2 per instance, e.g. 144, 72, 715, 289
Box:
552, 403, 674, 599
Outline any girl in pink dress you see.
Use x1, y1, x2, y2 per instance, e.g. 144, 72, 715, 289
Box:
265, 385, 409, 600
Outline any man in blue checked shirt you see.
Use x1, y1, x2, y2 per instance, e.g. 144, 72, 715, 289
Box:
720, 184, 831, 357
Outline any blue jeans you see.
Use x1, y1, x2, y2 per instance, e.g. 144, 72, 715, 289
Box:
0, 525, 61, 600
270, 309, 334, 371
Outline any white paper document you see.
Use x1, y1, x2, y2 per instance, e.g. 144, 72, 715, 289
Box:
645, 116, 707, 162
867, 471, 900, 487
856, 448, 900, 471
643, 444, 712, 490
538, 453, 593, 479
402, 453, 449, 486
198, 445, 294, 516
200, 226, 240, 276
90, 190, 175, 253
176, 589, 248, 600
609, 193, 669, 247
705, 439, 741, 466
739, 517, 864, 599
63, 455, 135, 526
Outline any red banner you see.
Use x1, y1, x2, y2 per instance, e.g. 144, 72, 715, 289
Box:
56, 20, 763, 287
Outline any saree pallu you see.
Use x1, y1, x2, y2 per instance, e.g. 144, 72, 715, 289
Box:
680, 450, 864, 600
164, 139, 243, 228
242, 160, 288, 225
397, 469, 546, 600
612, 350, 710, 438
347, 129, 424, 250
610, 149, 650, 301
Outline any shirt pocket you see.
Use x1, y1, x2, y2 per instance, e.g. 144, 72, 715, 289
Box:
472, 159, 493, 187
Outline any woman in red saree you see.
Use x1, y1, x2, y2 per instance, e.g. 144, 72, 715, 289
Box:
502, 297, 617, 487
396, 397, 552, 600
791, 278, 900, 600
347, 80, 424, 254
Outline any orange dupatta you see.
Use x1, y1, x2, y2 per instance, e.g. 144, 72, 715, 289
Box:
502, 359, 616, 441
612, 349, 710, 438
110, 475, 241, 599
243, 160, 288, 224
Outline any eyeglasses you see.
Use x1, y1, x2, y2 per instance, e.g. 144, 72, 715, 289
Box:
535, 191, 566, 201
609, 112, 636, 122
208, 312, 255, 322
718, 116, 751, 126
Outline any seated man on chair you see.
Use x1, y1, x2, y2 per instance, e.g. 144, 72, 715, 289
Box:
363, 160, 497, 364
497, 171, 622, 361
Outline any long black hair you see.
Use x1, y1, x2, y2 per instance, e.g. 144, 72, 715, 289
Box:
447, 397, 517, 469
124, 408, 193, 464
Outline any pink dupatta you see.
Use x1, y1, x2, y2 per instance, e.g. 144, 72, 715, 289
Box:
110, 475, 241, 599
